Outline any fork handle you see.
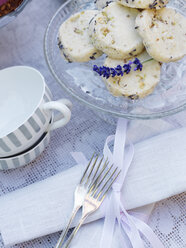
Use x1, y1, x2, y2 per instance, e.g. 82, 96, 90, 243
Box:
55, 206, 80, 248
63, 215, 89, 248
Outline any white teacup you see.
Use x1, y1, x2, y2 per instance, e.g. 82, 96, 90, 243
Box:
0, 66, 72, 157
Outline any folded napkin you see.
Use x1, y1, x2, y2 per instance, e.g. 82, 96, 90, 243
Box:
0, 126, 186, 247
65, 203, 155, 248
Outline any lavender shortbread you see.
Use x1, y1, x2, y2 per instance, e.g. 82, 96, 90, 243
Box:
103, 51, 161, 98
58, 10, 102, 62
135, 8, 186, 62
89, 2, 144, 59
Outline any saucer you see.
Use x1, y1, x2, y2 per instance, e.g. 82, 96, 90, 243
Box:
0, 131, 50, 170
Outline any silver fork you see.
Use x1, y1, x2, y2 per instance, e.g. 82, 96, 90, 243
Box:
55, 154, 108, 248
62, 160, 121, 248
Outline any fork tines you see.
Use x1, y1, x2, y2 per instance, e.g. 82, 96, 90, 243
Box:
55, 154, 120, 248
80, 154, 121, 202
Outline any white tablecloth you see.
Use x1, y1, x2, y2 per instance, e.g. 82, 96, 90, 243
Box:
0, 0, 185, 247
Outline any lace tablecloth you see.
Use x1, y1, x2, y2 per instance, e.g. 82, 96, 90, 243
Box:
0, 0, 185, 247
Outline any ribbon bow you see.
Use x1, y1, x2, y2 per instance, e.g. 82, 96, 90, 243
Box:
100, 118, 165, 248
72, 118, 165, 248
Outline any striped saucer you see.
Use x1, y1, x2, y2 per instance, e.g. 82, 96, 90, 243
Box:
0, 130, 50, 170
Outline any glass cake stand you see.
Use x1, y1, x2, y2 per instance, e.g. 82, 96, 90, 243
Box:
44, 0, 186, 120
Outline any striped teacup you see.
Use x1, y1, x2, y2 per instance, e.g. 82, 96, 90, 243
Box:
0, 66, 72, 157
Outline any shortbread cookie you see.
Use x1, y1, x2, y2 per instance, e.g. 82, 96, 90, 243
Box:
135, 8, 186, 62
95, 0, 113, 9
58, 10, 102, 63
117, 0, 169, 9
103, 51, 161, 99
89, 2, 144, 59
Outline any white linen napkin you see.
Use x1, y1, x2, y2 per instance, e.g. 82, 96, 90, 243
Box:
0, 126, 186, 247
68, 203, 155, 248
64, 202, 155, 248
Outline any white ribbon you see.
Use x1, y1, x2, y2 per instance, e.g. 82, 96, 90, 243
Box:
72, 118, 165, 248
100, 118, 165, 248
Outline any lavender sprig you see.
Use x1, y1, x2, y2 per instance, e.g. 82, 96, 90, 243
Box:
133, 58, 143, 71
93, 58, 151, 79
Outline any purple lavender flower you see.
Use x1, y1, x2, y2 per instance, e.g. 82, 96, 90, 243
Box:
133, 58, 143, 71
110, 68, 117, 77
123, 64, 131, 74
93, 65, 99, 72
133, 58, 140, 64
103, 67, 110, 78
93, 57, 145, 79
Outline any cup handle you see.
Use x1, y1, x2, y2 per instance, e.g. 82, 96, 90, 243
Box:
42, 99, 72, 131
